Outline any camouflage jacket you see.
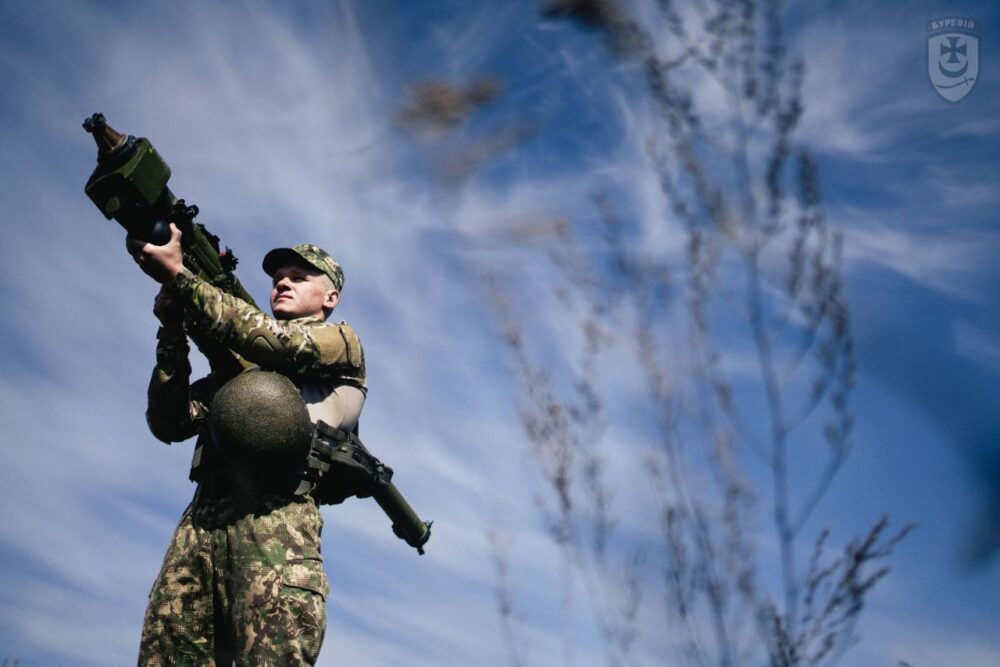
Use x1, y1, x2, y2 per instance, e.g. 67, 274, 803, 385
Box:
147, 268, 366, 443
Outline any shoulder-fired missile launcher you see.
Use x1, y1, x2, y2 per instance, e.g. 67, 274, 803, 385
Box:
83, 112, 254, 379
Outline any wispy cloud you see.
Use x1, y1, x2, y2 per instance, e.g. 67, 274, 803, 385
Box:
838, 207, 995, 299
788, 2, 979, 162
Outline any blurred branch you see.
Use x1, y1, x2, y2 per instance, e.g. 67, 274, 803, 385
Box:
476, 0, 909, 664
396, 76, 534, 181
489, 530, 530, 667
396, 77, 504, 137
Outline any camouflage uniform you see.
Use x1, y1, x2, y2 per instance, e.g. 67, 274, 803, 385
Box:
139, 259, 365, 666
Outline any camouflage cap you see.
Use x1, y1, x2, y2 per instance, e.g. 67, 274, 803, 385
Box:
262, 244, 344, 291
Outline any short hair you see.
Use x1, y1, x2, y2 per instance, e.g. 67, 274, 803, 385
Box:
320, 274, 338, 294
320, 274, 339, 319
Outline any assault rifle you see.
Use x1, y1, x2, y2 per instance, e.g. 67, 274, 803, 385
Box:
82, 114, 431, 554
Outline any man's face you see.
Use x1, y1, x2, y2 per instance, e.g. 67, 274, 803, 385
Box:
270, 261, 339, 320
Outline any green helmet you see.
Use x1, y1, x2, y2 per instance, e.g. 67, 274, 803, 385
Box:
209, 369, 313, 464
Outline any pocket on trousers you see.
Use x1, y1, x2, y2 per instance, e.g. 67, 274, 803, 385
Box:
282, 557, 329, 600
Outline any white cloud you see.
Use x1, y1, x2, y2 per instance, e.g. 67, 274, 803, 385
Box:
841, 216, 994, 299
793, 8, 925, 157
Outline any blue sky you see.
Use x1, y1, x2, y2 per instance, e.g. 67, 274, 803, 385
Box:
0, 1, 997, 665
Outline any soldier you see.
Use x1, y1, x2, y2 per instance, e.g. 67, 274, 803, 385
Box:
127, 223, 365, 665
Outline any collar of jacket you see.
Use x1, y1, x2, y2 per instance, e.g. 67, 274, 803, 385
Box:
286, 315, 326, 326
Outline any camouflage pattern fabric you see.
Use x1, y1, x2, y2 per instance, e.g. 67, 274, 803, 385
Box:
146, 325, 212, 443
139, 494, 328, 665
167, 268, 365, 389
262, 244, 344, 292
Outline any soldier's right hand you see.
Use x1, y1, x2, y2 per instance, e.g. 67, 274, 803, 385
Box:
153, 287, 184, 327
126, 223, 184, 284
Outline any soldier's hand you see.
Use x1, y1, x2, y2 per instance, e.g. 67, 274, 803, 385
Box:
153, 287, 184, 327
127, 223, 184, 284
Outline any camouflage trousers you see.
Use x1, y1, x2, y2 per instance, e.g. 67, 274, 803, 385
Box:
138, 493, 328, 666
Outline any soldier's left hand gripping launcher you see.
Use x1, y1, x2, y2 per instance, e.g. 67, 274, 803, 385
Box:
83, 112, 253, 379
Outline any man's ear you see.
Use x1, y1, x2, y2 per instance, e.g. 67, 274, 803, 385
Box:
324, 290, 340, 312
